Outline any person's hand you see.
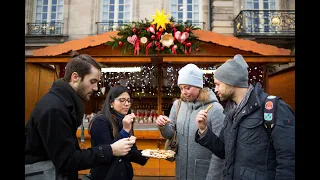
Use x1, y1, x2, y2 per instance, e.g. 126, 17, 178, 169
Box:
155, 115, 171, 127
128, 135, 136, 142
110, 137, 135, 156
196, 110, 208, 133
123, 113, 135, 133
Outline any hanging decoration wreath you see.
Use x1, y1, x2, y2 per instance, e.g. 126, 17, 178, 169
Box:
105, 9, 204, 55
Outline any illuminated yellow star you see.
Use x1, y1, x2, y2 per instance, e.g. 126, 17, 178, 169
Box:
151, 9, 171, 30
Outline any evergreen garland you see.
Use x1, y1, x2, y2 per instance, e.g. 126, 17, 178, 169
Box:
105, 17, 204, 55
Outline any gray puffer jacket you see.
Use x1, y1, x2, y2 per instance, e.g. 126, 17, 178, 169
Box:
159, 88, 225, 180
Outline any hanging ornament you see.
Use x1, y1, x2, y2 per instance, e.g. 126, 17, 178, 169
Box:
147, 26, 155, 34
151, 9, 171, 30
127, 35, 137, 45
160, 33, 174, 48
175, 31, 189, 43
140, 37, 148, 48
133, 28, 137, 33
119, 41, 123, 47
140, 37, 148, 44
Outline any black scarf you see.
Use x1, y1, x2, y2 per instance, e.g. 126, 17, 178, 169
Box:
51, 78, 85, 128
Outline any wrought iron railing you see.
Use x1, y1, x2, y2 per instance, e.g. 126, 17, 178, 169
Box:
26, 22, 63, 35
234, 10, 295, 36
96, 21, 205, 34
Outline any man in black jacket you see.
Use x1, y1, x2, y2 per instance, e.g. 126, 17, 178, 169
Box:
25, 52, 136, 180
195, 54, 295, 180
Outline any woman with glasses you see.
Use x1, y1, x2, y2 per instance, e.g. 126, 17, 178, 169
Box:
88, 85, 148, 180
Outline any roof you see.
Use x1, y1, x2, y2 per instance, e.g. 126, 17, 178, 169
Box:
32, 30, 291, 56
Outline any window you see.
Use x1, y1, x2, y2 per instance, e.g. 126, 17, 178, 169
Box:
100, 0, 132, 31
33, 0, 64, 34
35, 0, 64, 23
170, 0, 201, 28
245, 0, 277, 33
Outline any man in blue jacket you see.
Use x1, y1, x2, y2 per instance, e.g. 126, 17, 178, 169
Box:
195, 54, 295, 180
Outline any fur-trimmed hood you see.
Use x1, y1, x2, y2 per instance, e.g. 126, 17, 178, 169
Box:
180, 87, 219, 109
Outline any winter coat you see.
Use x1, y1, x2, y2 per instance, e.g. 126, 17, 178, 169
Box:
195, 83, 295, 180
25, 79, 114, 180
159, 88, 225, 180
89, 110, 148, 180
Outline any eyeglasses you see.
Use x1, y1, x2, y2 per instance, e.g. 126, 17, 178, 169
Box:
114, 98, 133, 104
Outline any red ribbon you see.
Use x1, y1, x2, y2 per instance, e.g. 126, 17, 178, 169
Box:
173, 28, 177, 41
171, 46, 177, 54
134, 38, 140, 55
145, 42, 153, 55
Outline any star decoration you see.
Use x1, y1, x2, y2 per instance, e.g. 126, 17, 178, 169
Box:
151, 9, 171, 30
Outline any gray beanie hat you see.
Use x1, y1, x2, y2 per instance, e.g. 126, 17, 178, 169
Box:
214, 54, 249, 88
178, 64, 203, 88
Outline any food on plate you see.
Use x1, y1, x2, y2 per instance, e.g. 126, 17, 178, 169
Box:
141, 149, 176, 159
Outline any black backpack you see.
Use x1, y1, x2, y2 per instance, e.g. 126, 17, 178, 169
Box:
263, 95, 279, 137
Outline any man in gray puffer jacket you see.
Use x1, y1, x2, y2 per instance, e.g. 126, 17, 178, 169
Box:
156, 64, 225, 180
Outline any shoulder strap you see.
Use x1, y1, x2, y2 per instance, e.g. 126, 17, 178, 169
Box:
263, 95, 279, 137
174, 99, 182, 131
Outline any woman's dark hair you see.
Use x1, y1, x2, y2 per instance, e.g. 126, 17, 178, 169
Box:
63, 51, 101, 82
90, 85, 132, 137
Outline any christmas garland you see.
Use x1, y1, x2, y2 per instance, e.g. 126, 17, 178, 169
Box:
105, 9, 204, 55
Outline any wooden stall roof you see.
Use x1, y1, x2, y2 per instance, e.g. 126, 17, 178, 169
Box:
32, 30, 291, 56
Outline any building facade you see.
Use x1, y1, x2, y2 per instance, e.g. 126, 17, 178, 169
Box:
25, 0, 295, 66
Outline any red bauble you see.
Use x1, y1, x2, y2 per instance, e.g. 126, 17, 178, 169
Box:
151, 35, 156, 40
161, 46, 164, 50
186, 42, 192, 47
186, 28, 190, 32
119, 41, 123, 46
170, 24, 175, 28
133, 28, 137, 33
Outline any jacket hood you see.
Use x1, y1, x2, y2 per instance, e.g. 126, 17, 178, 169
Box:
181, 87, 219, 109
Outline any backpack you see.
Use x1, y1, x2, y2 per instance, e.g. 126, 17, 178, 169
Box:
263, 95, 279, 138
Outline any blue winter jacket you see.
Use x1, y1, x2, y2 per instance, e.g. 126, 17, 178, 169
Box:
195, 83, 295, 180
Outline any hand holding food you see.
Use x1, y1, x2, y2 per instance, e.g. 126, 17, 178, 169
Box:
196, 110, 208, 131
123, 113, 135, 132
111, 137, 135, 156
155, 115, 171, 126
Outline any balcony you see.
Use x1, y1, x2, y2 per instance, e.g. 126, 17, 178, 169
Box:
234, 10, 295, 37
26, 22, 63, 35
25, 22, 68, 44
96, 21, 205, 34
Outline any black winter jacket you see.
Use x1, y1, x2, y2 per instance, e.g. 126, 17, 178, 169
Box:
25, 79, 114, 180
89, 110, 148, 180
195, 83, 295, 180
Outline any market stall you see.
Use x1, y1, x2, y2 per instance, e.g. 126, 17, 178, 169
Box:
25, 10, 294, 178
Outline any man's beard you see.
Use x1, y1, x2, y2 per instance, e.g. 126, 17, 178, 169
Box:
220, 92, 233, 102
76, 83, 90, 101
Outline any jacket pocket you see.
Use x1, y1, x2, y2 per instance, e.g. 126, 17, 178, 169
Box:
237, 118, 263, 146
240, 166, 274, 180
194, 159, 210, 180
